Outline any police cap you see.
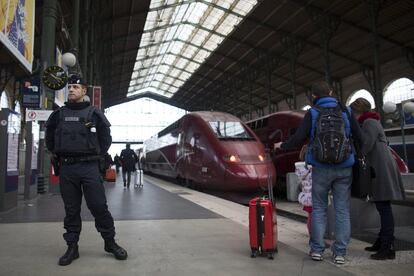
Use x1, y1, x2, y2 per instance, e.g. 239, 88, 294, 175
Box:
68, 74, 87, 86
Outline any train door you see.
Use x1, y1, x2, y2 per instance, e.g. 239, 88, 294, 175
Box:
192, 132, 204, 177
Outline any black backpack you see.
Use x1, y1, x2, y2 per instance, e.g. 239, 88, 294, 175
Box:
311, 105, 352, 164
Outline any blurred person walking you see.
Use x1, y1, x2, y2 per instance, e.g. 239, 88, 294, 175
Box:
120, 143, 138, 188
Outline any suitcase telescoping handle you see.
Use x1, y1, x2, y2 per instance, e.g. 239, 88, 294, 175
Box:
266, 152, 274, 205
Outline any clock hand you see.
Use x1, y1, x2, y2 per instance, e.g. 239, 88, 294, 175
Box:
50, 73, 60, 80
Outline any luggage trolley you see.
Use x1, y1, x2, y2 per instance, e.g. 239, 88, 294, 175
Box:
134, 169, 144, 188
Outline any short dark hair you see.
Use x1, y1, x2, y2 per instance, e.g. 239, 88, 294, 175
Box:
311, 81, 332, 97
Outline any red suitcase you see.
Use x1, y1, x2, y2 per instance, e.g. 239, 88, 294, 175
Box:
249, 174, 278, 259
105, 168, 116, 182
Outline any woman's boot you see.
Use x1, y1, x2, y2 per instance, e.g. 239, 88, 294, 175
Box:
370, 241, 395, 260
365, 238, 381, 252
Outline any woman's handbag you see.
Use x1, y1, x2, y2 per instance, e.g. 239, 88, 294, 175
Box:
352, 156, 373, 198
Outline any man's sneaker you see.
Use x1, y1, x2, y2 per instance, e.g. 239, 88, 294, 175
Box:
333, 255, 345, 265
310, 252, 323, 261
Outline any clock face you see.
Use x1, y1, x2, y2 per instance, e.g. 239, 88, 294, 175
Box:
42, 66, 68, 90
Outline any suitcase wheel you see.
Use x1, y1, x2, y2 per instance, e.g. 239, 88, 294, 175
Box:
250, 250, 258, 258
267, 252, 274, 260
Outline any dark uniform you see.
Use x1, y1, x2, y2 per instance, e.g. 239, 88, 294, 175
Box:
45, 75, 127, 265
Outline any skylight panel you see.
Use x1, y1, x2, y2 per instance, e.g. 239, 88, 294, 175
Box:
175, 58, 188, 69
186, 2, 208, 24
186, 62, 199, 72
169, 68, 181, 78
193, 49, 210, 63
234, 0, 257, 14
219, 0, 234, 9
129, 0, 258, 98
176, 24, 195, 42
203, 9, 225, 30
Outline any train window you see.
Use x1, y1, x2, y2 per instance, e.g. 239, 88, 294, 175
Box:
262, 118, 268, 127
209, 121, 254, 139
269, 129, 283, 142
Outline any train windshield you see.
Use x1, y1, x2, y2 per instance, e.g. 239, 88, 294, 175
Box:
209, 121, 254, 140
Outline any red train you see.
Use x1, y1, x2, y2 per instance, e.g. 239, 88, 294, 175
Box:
141, 111, 276, 195
246, 110, 409, 181
246, 111, 306, 179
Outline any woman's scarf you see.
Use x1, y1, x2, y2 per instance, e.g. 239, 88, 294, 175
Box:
358, 111, 380, 124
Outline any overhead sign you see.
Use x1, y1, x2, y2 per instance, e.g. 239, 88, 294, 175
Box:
0, 0, 35, 73
25, 109, 53, 122
93, 86, 101, 109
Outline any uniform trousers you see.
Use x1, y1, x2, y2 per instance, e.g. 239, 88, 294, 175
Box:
59, 160, 115, 245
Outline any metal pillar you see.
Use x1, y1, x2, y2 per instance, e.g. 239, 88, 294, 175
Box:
282, 35, 304, 110
40, 0, 57, 194
406, 48, 414, 70
88, 12, 95, 85
332, 80, 343, 103
81, 0, 89, 79
71, 0, 80, 58
308, 10, 341, 87
247, 72, 254, 120
368, 0, 384, 120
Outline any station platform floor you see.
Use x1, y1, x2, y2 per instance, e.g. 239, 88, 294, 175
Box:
1, 174, 414, 276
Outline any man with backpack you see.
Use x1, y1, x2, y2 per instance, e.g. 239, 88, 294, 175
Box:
274, 81, 364, 264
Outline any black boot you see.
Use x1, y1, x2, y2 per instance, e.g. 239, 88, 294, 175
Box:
370, 242, 395, 260
58, 244, 79, 266
365, 238, 381, 252
104, 240, 128, 260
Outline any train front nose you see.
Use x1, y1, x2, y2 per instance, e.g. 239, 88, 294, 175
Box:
224, 161, 276, 192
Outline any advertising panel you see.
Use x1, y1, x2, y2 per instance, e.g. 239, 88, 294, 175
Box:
0, 0, 35, 73
20, 77, 40, 108
93, 86, 101, 109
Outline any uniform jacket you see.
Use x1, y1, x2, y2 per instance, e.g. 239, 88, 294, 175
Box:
120, 148, 138, 172
359, 112, 406, 201
45, 101, 112, 156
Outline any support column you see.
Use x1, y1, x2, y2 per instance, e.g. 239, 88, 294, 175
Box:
81, 0, 89, 79
281, 35, 304, 110
71, 0, 80, 59
308, 10, 341, 87
88, 12, 95, 85
368, 0, 384, 121
40, 0, 57, 194
247, 72, 254, 120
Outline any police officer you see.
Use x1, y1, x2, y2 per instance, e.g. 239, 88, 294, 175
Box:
45, 75, 127, 266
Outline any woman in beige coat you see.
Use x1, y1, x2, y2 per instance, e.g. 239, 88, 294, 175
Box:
350, 98, 406, 260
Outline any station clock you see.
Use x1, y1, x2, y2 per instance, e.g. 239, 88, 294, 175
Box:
42, 66, 68, 90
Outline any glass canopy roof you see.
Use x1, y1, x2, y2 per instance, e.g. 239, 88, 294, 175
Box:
127, 0, 258, 98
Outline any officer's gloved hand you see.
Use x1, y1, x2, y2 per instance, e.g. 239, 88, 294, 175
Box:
99, 155, 107, 175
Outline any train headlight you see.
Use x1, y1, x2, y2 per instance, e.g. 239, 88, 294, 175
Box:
223, 154, 241, 163
258, 154, 264, 161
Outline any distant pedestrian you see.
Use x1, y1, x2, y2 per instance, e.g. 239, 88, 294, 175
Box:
114, 154, 121, 173
120, 143, 138, 188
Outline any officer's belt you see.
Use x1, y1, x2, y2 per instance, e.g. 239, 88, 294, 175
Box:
60, 155, 101, 165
